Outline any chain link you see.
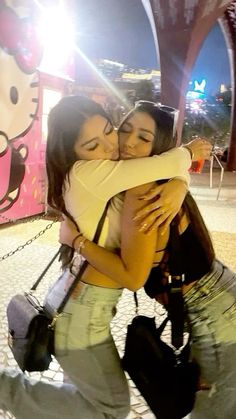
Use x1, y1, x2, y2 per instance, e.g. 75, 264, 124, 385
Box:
0, 212, 49, 225
0, 218, 59, 262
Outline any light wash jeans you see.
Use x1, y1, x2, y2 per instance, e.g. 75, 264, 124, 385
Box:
184, 260, 236, 419
0, 282, 130, 419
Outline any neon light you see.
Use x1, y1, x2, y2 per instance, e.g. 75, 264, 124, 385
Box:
186, 91, 205, 99
194, 79, 206, 93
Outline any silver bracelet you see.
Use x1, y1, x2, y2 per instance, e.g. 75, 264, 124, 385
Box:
75, 236, 87, 255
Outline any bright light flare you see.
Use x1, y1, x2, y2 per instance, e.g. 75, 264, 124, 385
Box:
74, 46, 131, 109
191, 102, 200, 111
34, 0, 130, 107
36, 1, 75, 73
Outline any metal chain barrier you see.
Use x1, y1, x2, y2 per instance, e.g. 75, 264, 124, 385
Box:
0, 218, 59, 262
0, 212, 49, 225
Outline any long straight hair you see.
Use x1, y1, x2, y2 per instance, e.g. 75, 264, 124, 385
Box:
46, 95, 111, 213
46, 96, 111, 267
120, 101, 215, 265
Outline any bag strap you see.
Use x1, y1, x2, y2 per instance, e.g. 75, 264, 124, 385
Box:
167, 219, 185, 349
56, 204, 108, 314
134, 218, 185, 350
30, 249, 61, 291
30, 204, 108, 309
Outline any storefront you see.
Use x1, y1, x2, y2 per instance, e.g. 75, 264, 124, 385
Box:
0, 0, 75, 223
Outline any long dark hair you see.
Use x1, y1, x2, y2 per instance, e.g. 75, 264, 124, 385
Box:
46, 95, 110, 213
119, 100, 178, 154
46, 95, 111, 267
120, 100, 215, 265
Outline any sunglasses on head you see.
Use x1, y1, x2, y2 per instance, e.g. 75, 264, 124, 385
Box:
135, 100, 178, 114
135, 101, 179, 136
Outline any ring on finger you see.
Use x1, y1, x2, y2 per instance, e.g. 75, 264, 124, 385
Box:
141, 222, 148, 229
139, 222, 148, 232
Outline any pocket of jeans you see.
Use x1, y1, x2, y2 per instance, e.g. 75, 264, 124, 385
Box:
93, 304, 113, 324
54, 312, 71, 356
222, 302, 236, 323
88, 304, 114, 346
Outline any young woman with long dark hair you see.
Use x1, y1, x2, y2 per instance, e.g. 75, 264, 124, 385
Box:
60, 100, 236, 419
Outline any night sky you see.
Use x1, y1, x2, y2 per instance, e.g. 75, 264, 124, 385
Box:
75, 0, 231, 94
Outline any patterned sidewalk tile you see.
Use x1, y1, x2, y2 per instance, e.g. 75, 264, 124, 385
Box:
0, 211, 236, 418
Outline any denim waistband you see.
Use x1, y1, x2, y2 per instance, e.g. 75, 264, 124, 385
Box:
74, 281, 123, 305
183, 259, 235, 305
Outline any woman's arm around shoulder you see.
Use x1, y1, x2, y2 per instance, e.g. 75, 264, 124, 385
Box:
71, 147, 191, 201
60, 183, 157, 291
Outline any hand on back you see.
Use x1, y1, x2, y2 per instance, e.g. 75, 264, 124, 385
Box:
133, 179, 188, 234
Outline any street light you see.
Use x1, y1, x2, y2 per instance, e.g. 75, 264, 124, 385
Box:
36, 1, 75, 74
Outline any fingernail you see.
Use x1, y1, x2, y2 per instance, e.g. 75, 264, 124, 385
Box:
132, 215, 140, 221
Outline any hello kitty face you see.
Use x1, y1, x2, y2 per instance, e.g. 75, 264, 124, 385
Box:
0, 3, 42, 140
0, 1, 42, 213
0, 53, 39, 140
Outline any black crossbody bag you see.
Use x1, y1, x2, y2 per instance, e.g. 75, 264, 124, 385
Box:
6, 208, 107, 372
122, 221, 200, 419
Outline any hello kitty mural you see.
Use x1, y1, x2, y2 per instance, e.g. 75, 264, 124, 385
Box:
0, 0, 74, 222
0, 0, 42, 218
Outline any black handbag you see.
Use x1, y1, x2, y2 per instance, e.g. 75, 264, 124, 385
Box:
7, 290, 56, 372
6, 249, 89, 372
6, 208, 107, 372
122, 221, 200, 419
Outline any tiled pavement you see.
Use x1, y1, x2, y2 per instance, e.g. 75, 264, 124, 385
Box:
0, 170, 236, 419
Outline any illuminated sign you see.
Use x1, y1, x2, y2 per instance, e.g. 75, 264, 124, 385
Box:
122, 70, 161, 81
220, 84, 226, 93
122, 73, 152, 80
194, 79, 206, 93
186, 91, 205, 99
187, 79, 206, 99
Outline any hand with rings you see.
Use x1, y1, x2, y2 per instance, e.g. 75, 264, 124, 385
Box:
133, 178, 188, 234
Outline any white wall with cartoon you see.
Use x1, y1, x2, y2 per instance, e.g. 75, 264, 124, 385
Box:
0, 0, 74, 222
